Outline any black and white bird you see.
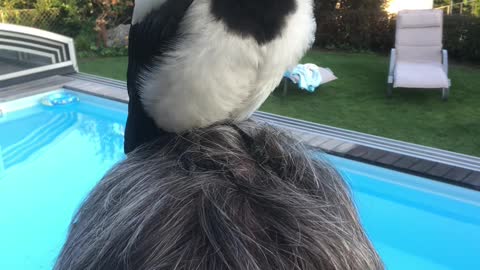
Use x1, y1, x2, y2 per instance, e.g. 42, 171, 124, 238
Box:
125, 0, 316, 153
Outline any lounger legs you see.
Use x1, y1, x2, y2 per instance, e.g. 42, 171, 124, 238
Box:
387, 86, 449, 100
442, 88, 449, 101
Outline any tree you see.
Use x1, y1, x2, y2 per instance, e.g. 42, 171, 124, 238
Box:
313, 0, 393, 51
434, 0, 452, 6
434, 0, 480, 16
1, 0, 35, 9
93, 0, 133, 47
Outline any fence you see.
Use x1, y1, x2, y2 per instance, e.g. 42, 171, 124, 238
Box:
0, 8, 61, 33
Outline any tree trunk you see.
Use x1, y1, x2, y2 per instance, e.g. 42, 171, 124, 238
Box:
96, 19, 108, 47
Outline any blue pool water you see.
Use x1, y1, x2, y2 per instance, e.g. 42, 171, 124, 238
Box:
0, 90, 479, 270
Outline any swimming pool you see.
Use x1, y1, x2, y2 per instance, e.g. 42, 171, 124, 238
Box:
1, 90, 479, 270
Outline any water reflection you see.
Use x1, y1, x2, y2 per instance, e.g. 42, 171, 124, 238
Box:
0, 111, 78, 171
76, 115, 125, 162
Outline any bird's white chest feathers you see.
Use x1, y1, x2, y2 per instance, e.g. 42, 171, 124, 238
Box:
139, 0, 316, 132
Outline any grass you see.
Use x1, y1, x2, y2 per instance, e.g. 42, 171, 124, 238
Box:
79, 57, 128, 81
78, 51, 480, 157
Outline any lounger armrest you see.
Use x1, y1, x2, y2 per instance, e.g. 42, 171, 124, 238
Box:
388, 48, 396, 84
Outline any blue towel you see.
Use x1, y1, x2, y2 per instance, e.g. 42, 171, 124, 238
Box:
284, 64, 323, 92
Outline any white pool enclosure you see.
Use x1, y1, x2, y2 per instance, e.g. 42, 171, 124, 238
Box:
0, 23, 78, 88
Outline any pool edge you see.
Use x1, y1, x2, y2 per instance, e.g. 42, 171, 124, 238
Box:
2, 72, 480, 191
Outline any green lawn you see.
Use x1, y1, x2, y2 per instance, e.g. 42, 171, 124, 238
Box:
79, 57, 128, 81
78, 51, 480, 157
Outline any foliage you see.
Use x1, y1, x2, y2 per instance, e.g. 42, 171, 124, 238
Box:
443, 14, 480, 62
337, 0, 388, 10
0, 6, 62, 32
53, 0, 92, 37
435, 0, 451, 6
77, 44, 128, 58
1, 0, 131, 56
97, 0, 133, 27
435, 0, 480, 16
92, 0, 133, 47
3, 0, 479, 62
1, 0, 36, 9
313, 0, 480, 63
1, 0, 75, 34
313, 0, 394, 52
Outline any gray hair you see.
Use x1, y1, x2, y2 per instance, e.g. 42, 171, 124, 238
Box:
55, 121, 383, 270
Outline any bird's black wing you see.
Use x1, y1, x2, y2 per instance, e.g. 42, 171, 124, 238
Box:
125, 0, 194, 154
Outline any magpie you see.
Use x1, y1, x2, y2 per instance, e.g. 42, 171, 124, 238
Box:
125, 0, 316, 153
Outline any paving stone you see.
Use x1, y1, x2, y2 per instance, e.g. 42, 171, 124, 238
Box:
444, 168, 473, 182
307, 136, 332, 148
361, 148, 388, 161
462, 172, 480, 187
320, 139, 346, 152
333, 143, 357, 154
376, 152, 403, 165
428, 163, 452, 177
410, 160, 437, 173
394, 156, 420, 169
346, 146, 370, 158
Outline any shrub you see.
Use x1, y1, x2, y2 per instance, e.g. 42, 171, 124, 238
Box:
443, 15, 480, 63
76, 45, 128, 58
313, 6, 480, 64
92, 0, 133, 47
74, 21, 97, 52
314, 8, 395, 53
54, 0, 92, 37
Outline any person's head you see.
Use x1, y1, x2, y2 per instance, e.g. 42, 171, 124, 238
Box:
55, 121, 383, 270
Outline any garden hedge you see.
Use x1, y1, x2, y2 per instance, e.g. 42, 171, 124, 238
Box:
314, 8, 394, 52
443, 15, 480, 63
314, 8, 480, 64
4, 0, 478, 63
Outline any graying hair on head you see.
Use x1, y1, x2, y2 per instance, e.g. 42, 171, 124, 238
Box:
55, 120, 384, 270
